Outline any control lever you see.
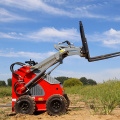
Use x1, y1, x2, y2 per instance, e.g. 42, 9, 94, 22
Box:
25, 59, 38, 66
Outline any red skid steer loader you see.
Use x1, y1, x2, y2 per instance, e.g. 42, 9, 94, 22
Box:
10, 21, 120, 115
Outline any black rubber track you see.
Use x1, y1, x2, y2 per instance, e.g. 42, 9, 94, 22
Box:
14, 95, 36, 115
46, 94, 67, 116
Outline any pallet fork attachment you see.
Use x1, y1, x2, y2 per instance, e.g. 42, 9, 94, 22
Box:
80, 21, 120, 62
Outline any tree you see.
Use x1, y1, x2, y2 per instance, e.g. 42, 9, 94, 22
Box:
80, 77, 88, 85
63, 78, 83, 87
80, 77, 97, 85
55, 76, 70, 84
87, 79, 97, 85
0, 81, 6, 86
7, 78, 12, 86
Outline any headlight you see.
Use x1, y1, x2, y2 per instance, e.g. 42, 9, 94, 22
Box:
60, 83, 65, 93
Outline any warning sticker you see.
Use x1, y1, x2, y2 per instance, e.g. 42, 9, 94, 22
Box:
60, 49, 65, 53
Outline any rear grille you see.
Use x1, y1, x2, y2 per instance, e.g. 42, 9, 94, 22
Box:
29, 83, 45, 96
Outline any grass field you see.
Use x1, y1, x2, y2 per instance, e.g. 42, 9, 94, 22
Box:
0, 80, 120, 115
0, 86, 12, 98
65, 80, 120, 114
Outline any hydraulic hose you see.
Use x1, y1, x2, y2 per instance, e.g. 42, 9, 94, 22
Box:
10, 62, 26, 77
10, 62, 27, 95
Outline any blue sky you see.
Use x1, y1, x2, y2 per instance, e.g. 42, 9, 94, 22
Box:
0, 0, 120, 83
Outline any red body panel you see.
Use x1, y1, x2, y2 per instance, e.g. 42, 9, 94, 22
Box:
12, 66, 63, 112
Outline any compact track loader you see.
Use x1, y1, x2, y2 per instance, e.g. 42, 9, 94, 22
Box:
10, 21, 120, 115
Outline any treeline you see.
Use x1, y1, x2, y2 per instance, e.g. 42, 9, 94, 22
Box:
0, 78, 12, 86
55, 76, 97, 85
0, 77, 97, 87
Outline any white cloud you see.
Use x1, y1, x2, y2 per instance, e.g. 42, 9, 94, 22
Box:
0, 32, 16, 39
0, 8, 29, 22
27, 27, 80, 42
0, 27, 80, 42
0, 0, 120, 21
1, 26, 120, 48
87, 28, 120, 48
0, 0, 74, 17
104, 28, 120, 38
103, 28, 120, 45
0, 50, 56, 60
0, 0, 108, 19
0, 31, 24, 39
48, 0, 66, 5
0, 73, 11, 76
0, 73, 11, 83
75, 6, 106, 19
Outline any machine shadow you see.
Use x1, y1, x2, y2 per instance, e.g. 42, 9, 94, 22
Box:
34, 111, 46, 115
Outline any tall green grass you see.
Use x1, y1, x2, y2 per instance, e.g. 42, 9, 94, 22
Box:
0, 86, 12, 98
0, 80, 120, 115
65, 80, 120, 114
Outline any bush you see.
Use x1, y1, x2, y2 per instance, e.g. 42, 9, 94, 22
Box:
63, 78, 83, 87
0, 81, 6, 86
7, 78, 12, 86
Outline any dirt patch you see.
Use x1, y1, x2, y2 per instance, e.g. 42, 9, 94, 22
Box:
0, 97, 11, 105
7, 107, 120, 120
0, 95, 120, 120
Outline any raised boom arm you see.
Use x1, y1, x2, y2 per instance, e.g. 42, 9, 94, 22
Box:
24, 40, 81, 89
